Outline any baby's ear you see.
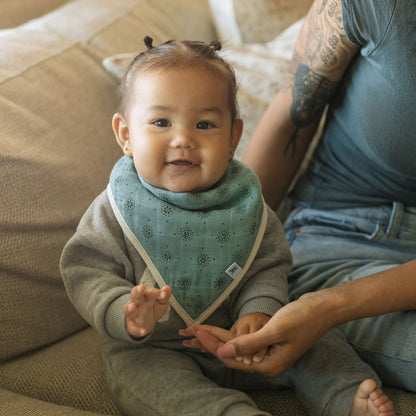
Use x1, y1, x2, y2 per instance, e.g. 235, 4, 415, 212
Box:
229, 118, 243, 159
112, 112, 132, 156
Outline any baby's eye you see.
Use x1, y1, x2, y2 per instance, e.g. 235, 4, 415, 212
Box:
152, 119, 171, 127
197, 121, 214, 130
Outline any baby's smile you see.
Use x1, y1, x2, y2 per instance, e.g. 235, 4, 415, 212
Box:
166, 159, 198, 171
168, 159, 193, 166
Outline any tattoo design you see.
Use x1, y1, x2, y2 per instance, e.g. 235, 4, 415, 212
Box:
327, 0, 338, 18
319, 0, 329, 12
283, 0, 355, 157
285, 64, 338, 157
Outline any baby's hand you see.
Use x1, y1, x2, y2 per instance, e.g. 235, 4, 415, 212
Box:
230, 313, 270, 365
124, 284, 172, 338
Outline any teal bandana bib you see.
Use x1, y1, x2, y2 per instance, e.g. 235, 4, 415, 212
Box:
107, 156, 267, 325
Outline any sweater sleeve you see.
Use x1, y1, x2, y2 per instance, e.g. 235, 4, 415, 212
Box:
60, 191, 147, 343
229, 204, 292, 321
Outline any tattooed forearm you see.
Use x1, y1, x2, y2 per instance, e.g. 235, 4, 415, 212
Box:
283, 0, 358, 157
327, 0, 338, 18
312, 0, 351, 71
284, 64, 338, 157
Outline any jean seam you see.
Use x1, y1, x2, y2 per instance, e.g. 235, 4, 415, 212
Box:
352, 344, 415, 363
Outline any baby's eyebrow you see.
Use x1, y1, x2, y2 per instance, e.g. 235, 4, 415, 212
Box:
148, 105, 172, 112
147, 106, 224, 116
200, 107, 223, 115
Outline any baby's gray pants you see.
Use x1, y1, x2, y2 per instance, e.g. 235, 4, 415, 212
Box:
100, 328, 380, 416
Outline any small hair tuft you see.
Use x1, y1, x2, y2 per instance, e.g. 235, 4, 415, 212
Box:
209, 40, 222, 51
144, 36, 154, 50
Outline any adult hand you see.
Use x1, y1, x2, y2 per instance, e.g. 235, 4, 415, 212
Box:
182, 292, 334, 376
229, 312, 270, 365
181, 325, 281, 374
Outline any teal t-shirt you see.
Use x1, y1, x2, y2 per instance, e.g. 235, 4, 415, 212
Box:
292, 0, 416, 208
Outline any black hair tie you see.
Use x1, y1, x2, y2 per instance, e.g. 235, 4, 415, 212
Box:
144, 36, 154, 50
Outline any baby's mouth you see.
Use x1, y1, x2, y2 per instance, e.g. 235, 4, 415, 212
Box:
168, 159, 194, 166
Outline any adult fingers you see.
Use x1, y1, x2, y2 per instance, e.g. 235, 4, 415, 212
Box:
216, 330, 272, 360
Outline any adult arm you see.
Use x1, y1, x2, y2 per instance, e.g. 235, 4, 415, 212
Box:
185, 0, 416, 374
242, 0, 359, 209
188, 259, 416, 376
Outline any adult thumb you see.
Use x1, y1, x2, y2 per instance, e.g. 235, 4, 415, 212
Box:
217, 331, 268, 359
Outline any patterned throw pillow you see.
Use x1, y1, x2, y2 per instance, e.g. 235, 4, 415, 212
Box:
208, 0, 312, 45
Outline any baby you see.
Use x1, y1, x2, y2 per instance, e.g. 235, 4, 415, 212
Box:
61, 37, 393, 416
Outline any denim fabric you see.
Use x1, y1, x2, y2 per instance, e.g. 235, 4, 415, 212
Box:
284, 202, 416, 391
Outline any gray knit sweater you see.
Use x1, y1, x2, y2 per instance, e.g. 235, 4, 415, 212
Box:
60, 190, 291, 349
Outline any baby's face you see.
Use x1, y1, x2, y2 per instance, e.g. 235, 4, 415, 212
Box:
114, 66, 242, 193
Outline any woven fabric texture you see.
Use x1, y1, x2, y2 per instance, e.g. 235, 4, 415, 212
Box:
209, 0, 313, 44
0, 0, 69, 28
0, 0, 215, 361
0, 328, 119, 415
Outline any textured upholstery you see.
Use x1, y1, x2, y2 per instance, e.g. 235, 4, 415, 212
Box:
0, 0, 214, 361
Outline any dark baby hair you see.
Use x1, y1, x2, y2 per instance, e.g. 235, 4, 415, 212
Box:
118, 37, 239, 122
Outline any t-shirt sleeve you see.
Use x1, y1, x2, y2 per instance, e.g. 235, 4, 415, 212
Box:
341, 0, 397, 54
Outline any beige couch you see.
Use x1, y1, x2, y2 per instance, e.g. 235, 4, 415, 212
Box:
1, 1, 415, 415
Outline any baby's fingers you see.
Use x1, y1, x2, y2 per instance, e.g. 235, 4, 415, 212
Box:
182, 338, 204, 350
239, 347, 268, 366
253, 347, 268, 364
130, 284, 171, 304
158, 286, 172, 304
124, 302, 148, 337
130, 284, 147, 304
123, 300, 152, 323
126, 318, 148, 338
123, 301, 138, 320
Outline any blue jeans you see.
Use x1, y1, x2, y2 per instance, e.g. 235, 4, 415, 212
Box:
284, 201, 416, 392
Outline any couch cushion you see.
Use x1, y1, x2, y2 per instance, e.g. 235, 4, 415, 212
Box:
0, 0, 215, 361
1, 36, 118, 360
0, 0, 70, 29
208, 0, 313, 45
0, 389, 110, 416
0, 327, 119, 415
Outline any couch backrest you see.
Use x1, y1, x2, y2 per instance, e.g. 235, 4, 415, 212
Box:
208, 0, 313, 44
0, 0, 215, 360
0, 0, 70, 29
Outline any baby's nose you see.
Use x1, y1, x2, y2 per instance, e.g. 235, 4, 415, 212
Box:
170, 130, 195, 149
